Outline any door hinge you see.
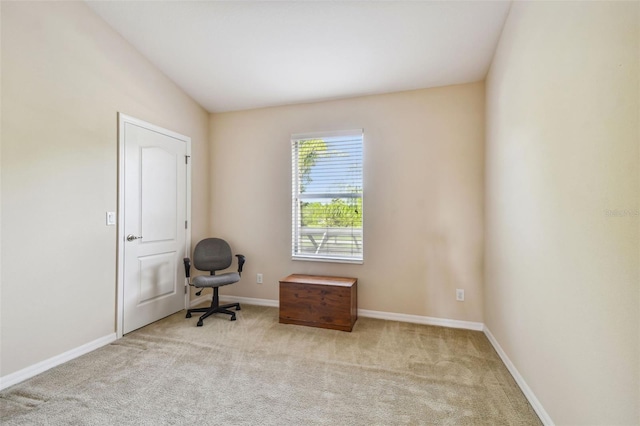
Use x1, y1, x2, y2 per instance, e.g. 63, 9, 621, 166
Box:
185, 155, 191, 164
185, 220, 188, 229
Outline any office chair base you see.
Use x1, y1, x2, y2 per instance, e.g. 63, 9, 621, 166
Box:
186, 287, 241, 326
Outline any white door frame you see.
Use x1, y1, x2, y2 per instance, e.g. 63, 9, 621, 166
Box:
116, 113, 192, 338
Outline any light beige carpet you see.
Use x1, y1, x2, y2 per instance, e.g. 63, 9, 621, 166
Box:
0, 305, 541, 425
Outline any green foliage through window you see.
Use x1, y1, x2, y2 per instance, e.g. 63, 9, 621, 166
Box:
300, 198, 362, 228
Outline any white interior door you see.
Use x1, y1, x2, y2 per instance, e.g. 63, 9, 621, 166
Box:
119, 115, 190, 335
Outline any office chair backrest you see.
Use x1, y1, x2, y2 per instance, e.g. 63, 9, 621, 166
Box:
193, 238, 233, 272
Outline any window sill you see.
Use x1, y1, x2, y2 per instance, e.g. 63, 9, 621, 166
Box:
292, 255, 363, 265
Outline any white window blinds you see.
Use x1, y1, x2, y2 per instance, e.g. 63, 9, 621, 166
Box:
291, 130, 363, 263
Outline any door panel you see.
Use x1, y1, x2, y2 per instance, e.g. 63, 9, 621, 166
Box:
123, 121, 187, 334
138, 253, 177, 303
141, 146, 178, 242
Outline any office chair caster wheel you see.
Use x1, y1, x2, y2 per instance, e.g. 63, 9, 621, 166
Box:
186, 312, 192, 318
230, 316, 236, 321
197, 320, 203, 327
236, 306, 241, 311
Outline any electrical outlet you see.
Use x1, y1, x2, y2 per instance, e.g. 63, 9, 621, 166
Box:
456, 289, 465, 301
257, 273, 263, 284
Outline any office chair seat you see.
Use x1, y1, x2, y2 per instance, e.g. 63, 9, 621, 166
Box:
193, 272, 240, 288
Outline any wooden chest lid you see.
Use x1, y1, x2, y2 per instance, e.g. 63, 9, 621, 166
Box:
280, 274, 357, 287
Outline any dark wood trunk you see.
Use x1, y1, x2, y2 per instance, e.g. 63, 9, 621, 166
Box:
279, 274, 357, 332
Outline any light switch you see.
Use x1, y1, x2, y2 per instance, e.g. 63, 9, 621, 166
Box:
106, 211, 116, 226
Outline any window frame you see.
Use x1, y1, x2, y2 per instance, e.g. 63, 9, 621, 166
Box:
291, 129, 364, 264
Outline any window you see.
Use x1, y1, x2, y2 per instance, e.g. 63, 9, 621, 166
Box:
291, 129, 363, 263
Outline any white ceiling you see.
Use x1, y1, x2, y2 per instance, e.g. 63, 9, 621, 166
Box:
86, 1, 511, 113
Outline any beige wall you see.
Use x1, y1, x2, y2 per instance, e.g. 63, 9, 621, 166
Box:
210, 83, 485, 322
0, 2, 209, 376
485, 2, 639, 424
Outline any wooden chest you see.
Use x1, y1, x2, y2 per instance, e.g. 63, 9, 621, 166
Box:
279, 274, 358, 332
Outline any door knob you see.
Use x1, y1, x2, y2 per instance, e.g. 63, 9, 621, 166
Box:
126, 234, 143, 242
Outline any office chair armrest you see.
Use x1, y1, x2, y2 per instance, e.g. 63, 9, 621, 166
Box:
235, 254, 245, 276
183, 257, 191, 278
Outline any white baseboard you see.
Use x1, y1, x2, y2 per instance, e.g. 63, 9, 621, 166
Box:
483, 326, 554, 426
220, 295, 280, 308
190, 294, 279, 308
195, 295, 483, 331
358, 309, 484, 331
0, 333, 117, 391
220, 295, 279, 307
188, 294, 212, 308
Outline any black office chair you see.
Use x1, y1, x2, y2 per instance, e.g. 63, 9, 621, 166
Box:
184, 238, 245, 326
